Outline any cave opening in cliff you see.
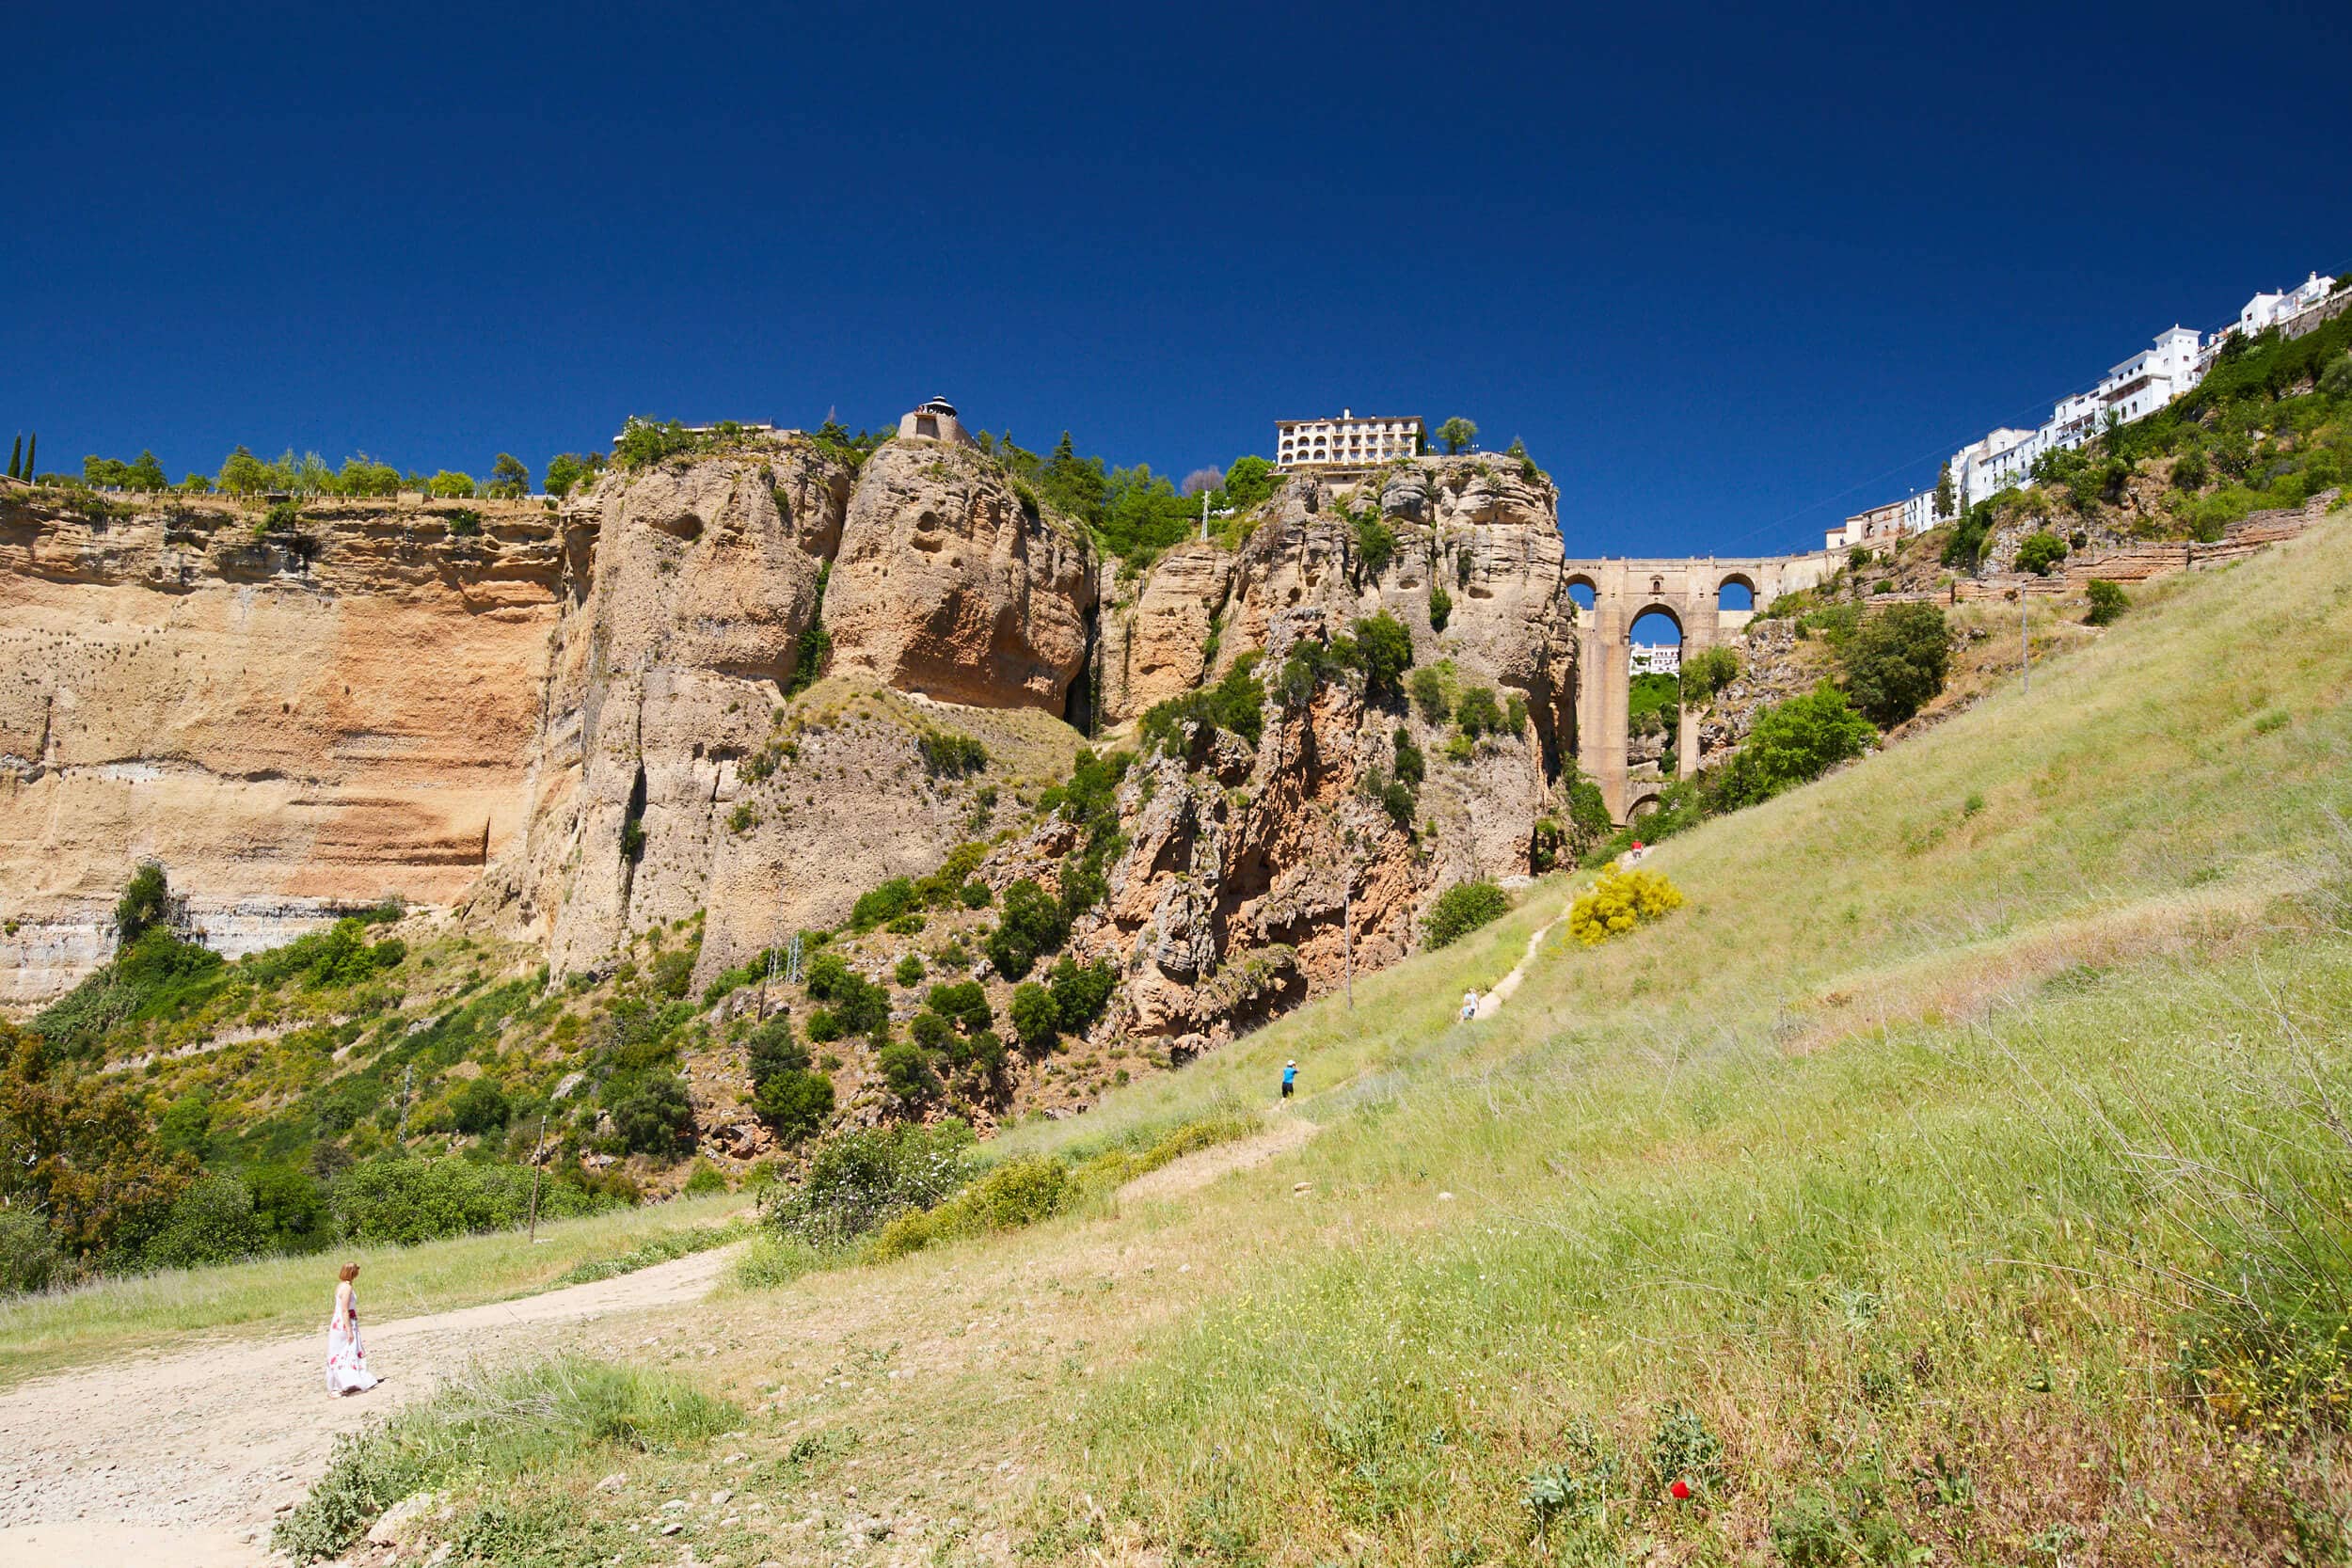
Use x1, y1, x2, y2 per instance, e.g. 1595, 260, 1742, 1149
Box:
1064, 603, 1099, 736
620, 764, 648, 874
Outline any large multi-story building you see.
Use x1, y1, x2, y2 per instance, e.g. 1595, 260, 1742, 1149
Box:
1275, 410, 1423, 468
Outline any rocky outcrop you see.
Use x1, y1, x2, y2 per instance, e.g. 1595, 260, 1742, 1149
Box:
1075, 599, 1553, 1056
485, 436, 1100, 985
1100, 457, 1578, 761
0, 487, 574, 1005
1094, 542, 1234, 722
824, 440, 1096, 713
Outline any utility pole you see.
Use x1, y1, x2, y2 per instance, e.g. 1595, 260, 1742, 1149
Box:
525, 1111, 549, 1242
1342, 875, 1354, 1008
396, 1064, 414, 1140
1200, 488, 1210, 543
2021, 591, 2030, 693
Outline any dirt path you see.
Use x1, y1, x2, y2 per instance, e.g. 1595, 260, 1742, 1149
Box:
0, 1243, 742, 1567
1473, 910, 1563, 1019
1117, 1113, 1320, 1203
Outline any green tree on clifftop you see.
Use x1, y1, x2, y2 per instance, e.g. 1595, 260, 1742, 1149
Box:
1436, 417, 1478, 455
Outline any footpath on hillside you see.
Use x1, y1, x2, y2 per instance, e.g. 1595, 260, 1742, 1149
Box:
0, 1244, 740, 1568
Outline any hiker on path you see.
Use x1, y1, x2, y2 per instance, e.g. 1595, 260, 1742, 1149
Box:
1461, 989, 1479, 1022
1281, 1060, 1296, 1100
325, 1261, 380, 1396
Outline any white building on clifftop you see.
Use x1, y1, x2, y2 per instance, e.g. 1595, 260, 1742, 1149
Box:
1276, 409, 1423, 469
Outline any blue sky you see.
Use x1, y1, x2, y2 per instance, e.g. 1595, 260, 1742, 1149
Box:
6, 2, 2346, 559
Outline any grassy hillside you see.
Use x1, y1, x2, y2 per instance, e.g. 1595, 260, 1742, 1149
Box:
243, 510, 2352, 1565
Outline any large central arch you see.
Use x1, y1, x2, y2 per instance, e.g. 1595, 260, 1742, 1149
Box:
1563, 553, 1836, 821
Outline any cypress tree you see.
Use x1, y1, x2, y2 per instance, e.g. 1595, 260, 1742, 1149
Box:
7, 435, 19, 480
23, 433, 33, 482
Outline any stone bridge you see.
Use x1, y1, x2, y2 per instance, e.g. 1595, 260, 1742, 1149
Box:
1564, 552, 1837, 822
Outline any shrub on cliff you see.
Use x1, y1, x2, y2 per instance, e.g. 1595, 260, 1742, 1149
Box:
1840, 603, 1950, 728
612, 1073, 696, 1158
1140, 654, 1263, 756
2015, 531, 2068, 576
1409, 665, 1452, 725
1709, 687, 1876, 810
612, 417, 702, 469
1351, 611, 1414, 704
1423, 880, 1511, 950
986, 880, 1069, 981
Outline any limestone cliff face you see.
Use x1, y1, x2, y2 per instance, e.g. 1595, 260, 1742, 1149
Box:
1073, 603, 1553, 1057
1100, 457, 1578, 759
824, 441, 1097, 713
486, 436, 1099, 985
0, 487, 572, 1004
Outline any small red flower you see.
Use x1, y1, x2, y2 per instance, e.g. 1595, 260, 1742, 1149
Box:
1669, 1480, 1692, 1501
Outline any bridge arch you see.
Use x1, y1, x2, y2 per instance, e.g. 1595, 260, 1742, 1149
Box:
1561, 550, 1837, 824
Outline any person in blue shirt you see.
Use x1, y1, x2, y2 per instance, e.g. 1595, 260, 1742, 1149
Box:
1280, 1060, 1297, 1100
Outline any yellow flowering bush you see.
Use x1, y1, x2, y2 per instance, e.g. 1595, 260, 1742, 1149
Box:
1567, 867, 1685, 945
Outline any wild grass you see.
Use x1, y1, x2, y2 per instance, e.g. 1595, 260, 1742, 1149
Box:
272, 1354, 739, 1562
269, 516, 2352, 1563
0, 1189, 744, 1388
551, 1217, 748, 1286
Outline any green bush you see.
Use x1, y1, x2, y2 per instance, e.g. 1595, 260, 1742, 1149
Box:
2014, 531, 2068, 576
1010, 981, 1061, 1053
142, 1172, 265, 1270
850, 877, 921, 931
681, 1160, 728, 1196
1680, 644, 1740, 700
1427, 583, 1452, 631
1408, 665, 1451, 725
1454, 686, 1506, 739
877, 1040, 941, 1103
1423, 880, 1511, 949
330, 1156, 611, 1246
450, 1076, 511, 1136
1351, 611, 1414, 704
918, 731, 988, 778
868, 1155, 1075, 1261
1353, 513, 1397, 575
612, 1073, 696, 1157
115, 862, 169, 944
766, 1121, 974, 1246
0, 1208, 65, 1294
985, 879, 1069, 981
1049, 957, 1120, 1032
1139, 654, 1264, 756
2087, 578, 2131, 626
1840, 602, 1950, 728
1710, 687, 1877, 809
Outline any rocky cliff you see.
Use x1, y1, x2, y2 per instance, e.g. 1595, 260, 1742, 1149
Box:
0, 486, 573, 1005
2, 447, 1583, 1067
478, 433, 1101, 990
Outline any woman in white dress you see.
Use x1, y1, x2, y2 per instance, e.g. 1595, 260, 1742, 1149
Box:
325, 1261, 380, 1396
